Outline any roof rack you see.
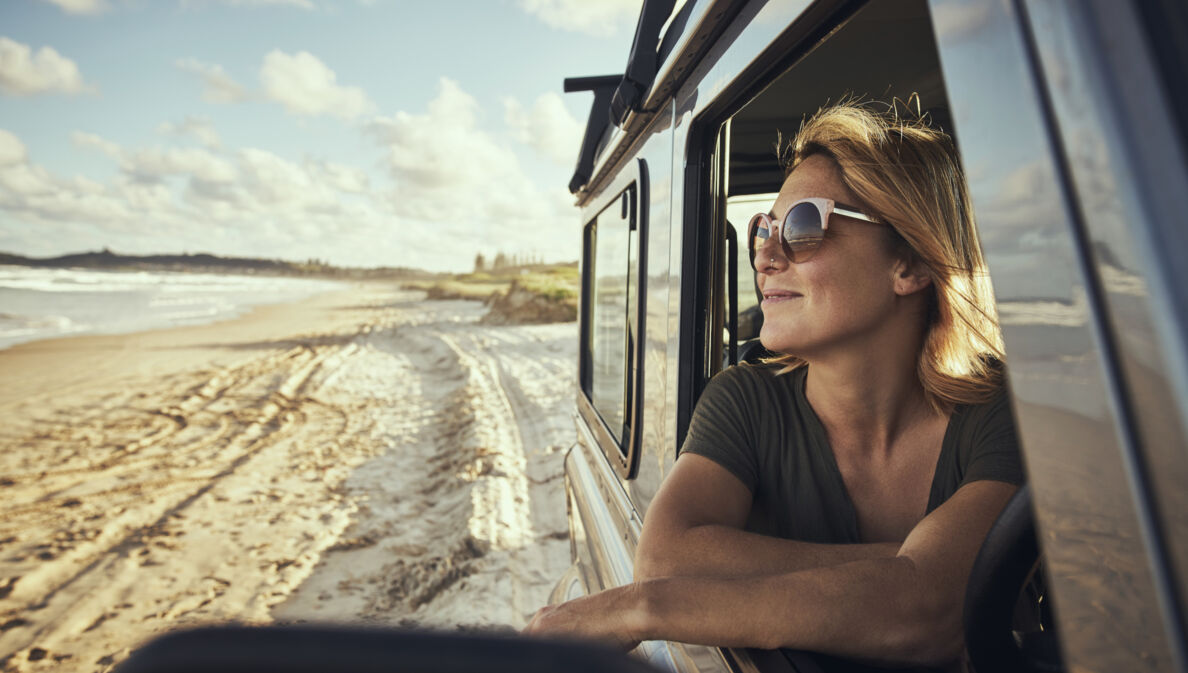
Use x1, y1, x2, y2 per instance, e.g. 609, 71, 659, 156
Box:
611, 0, 677, 126
563, 75, 621, 194
564, 0, 677, 194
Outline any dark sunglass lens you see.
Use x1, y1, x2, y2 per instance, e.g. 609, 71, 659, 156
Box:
783, 202, 824, 262
784, 202, 823, 244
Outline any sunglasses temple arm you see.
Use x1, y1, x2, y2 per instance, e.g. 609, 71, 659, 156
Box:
832, 205, 878, 224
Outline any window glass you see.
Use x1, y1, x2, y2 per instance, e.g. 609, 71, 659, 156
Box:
727, 193, 776, 322
588, 190, 633, 445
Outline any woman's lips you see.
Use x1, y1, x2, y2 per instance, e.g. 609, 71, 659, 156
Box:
761, 290, 802, 306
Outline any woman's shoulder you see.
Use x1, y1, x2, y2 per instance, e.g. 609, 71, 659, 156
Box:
949, 382, 1021, 456
697, 363, 805, 417
710, 361, 801, 392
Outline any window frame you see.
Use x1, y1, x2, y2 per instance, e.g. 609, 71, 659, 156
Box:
577, 158, 649, 480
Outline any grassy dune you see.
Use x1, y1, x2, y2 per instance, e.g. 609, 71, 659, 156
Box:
404, 263, 579, 324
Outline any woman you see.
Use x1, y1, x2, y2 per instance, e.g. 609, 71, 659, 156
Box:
525, 103, 1024, 669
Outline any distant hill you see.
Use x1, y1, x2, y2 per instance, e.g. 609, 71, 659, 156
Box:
0, 249, 437, 280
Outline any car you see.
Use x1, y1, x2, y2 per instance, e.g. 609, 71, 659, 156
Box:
555, 0, 1188, 671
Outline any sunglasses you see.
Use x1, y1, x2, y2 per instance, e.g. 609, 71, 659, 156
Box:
747, 197, 880, 268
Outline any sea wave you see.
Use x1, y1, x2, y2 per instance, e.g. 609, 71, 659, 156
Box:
0, 266, 342, 350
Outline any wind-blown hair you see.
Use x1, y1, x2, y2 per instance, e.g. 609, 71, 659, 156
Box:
770, 102, 1005, 410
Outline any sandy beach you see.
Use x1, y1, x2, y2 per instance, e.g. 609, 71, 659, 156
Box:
0, 283, 576, 672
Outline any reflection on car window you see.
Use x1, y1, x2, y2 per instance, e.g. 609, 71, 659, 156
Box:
587, 191, 632, 445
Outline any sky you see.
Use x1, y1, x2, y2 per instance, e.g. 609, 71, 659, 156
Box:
0, 0, 642, 272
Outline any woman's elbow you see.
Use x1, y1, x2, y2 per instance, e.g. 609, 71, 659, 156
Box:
633, 527, 689, 580
633, 541, 672, 581
885, 585, 966, 666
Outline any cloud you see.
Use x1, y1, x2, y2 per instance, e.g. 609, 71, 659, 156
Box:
0, 130, 29, 166
0, 81, 580, 271
124, 147, 239, 184
0, 37, 95, 96
157, 117, 222, 149
518, 0, 641, 37
366, 78, 576, 267
259, 50, 373, 119
0, 126, 396, 266
0, 130, 131, 225
176, 58, 248, 103
71, 130, 123, 158
313, 160, 369, 194
503, 92, 583, 165
40, 0, 110, 14
74, 130, 237, 183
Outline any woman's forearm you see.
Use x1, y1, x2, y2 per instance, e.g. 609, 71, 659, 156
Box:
634, 556, 961, 666
634, 523, 898, 580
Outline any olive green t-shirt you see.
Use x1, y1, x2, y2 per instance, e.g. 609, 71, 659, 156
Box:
681, 363, 1025, 543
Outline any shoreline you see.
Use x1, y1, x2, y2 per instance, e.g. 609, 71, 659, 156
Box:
0, 282, 396, 414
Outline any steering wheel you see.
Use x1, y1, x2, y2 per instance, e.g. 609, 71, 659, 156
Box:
963, 485, 1064, 673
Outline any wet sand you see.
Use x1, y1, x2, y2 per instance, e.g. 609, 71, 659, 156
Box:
0, 283, 576, 672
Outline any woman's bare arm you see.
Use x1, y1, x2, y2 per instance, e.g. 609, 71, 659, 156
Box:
634, 453, 897, 580
528, 480, 1018, 667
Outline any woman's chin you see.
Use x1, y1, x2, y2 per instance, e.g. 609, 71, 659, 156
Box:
758, 329, 794, 356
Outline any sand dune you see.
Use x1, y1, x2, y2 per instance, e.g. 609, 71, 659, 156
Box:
0, 284, 575, 672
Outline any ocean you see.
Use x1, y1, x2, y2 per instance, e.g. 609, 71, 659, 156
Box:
0, 265, 343, 350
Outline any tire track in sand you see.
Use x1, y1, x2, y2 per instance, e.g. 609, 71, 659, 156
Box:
0, 342, 371, 671
0, 295, 576, 672
270, 314, 575, 632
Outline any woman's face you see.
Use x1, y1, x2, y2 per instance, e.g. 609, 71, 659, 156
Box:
757, 154, 906, 358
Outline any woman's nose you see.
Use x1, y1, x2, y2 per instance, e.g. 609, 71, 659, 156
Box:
755, 230, 788, 272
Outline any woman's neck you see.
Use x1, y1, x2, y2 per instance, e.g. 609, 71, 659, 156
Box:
801, 318, 936, 454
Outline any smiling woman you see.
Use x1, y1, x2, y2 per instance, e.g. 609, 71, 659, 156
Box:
526, 103, 1024, 669
757, 105, 1005, 410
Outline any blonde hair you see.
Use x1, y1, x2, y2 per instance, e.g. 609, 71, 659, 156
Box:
770, 102, 1005, 410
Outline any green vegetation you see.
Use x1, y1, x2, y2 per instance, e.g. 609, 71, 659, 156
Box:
406, 262, 579, 323
513, 265, 579, 306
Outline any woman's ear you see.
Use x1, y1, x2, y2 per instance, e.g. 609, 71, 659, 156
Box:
892, 257, 933, 296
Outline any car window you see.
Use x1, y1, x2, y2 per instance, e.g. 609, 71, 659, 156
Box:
586, 190, 633, 443
706, 0, 951, 379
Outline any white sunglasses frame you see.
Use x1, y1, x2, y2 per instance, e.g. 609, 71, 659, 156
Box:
748, 197, 879, 267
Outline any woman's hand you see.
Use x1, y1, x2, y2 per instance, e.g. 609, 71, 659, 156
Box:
522, 584, 647, 651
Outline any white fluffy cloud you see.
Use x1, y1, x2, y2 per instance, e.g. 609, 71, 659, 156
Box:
1, 129, 131, 225
367, 78, 576, 266
157, 117, 223, 149
75, 130, 235, 183
176, 58, 248, 103
0, 130, 29, 166
2, 124, 408, 266
0, 37, 94, 96
518, 0, 641, 37
125, 147, 239, 184
504, 92, 583, 165
39, 0, 109, 14
0, 78, 580, 270
259, 50, 373, 119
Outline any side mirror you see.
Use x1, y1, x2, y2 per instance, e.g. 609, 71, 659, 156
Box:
115, 625, 663, 673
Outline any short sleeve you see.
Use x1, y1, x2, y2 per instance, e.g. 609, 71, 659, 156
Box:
679, 365, 763, 493
960, 390, 1027, 487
